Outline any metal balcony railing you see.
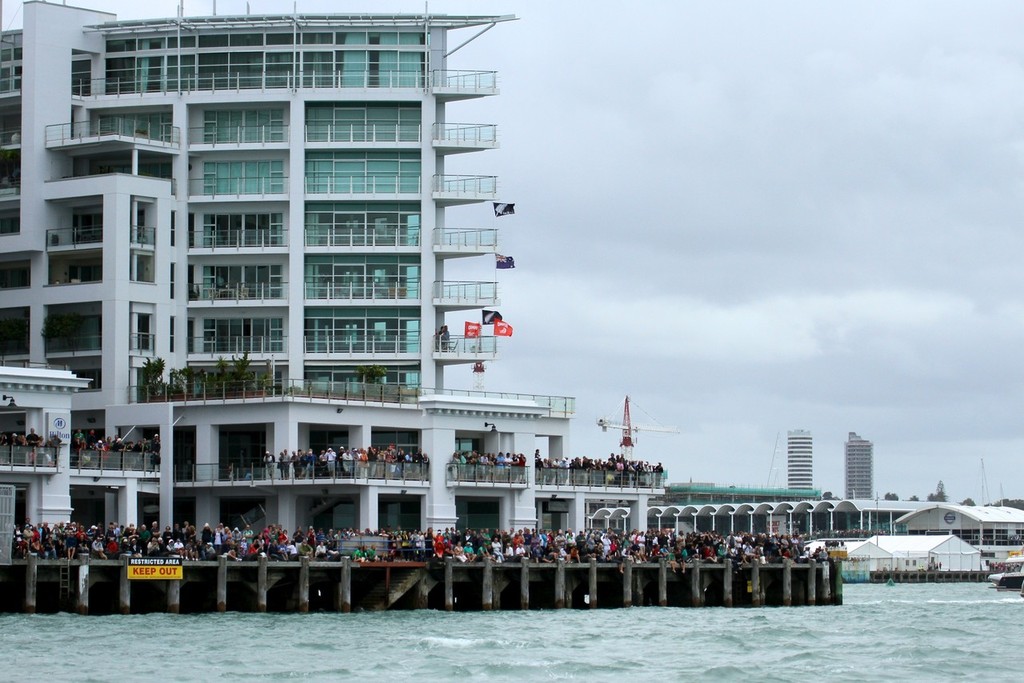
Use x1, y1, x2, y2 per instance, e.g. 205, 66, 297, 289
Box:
191, 282, 286, 302
303, 334, 420, 355
433, 227, 497, 251
433, 280, 498, 305
0, 446, 59, 470
45, 120, 180, 146
430, 70, 498, 95
189, 124, 288, 145
190, 227, 286, 249
129, 333, 156, 354
73, 70, 428, 97
535, 469, 667, 490
431, 174, 497, 198
69, 450, 159, 474
189, 176, 287, 198
304, 223, 419, 248
446, 463, 528, 485
432, 335, 498, 355
46, 226, 103, 248
189, 335, 286, 355
304, 174, 420, 195
432, 123, 497, 147
303, 278, 417, 300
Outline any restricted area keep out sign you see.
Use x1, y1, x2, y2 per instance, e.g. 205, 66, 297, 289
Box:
127, 557, 183, 580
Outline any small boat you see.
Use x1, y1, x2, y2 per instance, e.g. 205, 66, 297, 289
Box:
988, 555, 1024, 591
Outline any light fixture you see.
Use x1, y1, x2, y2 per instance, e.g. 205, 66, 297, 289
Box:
400, 489, 408, 495
87, 417, 97, 424
484, 422, 497, 432
336, 407, 344, 414
2, 394, 15, 407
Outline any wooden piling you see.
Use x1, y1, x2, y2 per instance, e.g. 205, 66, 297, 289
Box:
77, 559, 90, 616
256, 555, 268, 612
657, 559, 667, 607
23, 554, 36, 614
482, 557, 493, 611
340, 557, 352, 613
298, 557, 310, 613
722, 563, 733, 608
553, 560, 565, 608
782, 558, 792, 607
588, 558, 598, 609
444, 557, 453, 612
622, 559, 632, 608
750, 562, 761, 607
166, 579, 180, 614
118, 556, 130, 614
519, 558, 530, 610
216, 556, 227, 612
690, 562, 703, 607
807, 560, 817, 606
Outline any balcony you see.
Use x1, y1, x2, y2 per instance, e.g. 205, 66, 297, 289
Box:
45, 120, 180, 151
432, 280, 498, 310
73, 71, 427, 98
304, 277, 417, 302
433, 335, 498, 363
188, 335, 285, 357
305, 174, 420, 198
305, 223, 419, 248
0, 178, 19, 202
305, 122, 420, 145
130, 225, 156, 249
69, 450, 159, 474
190, 227, 286, 250
129, 333, 156, 356
432, 123, 498, 153
189, 176, 288, 200
430, 70, 498, 100
190, 282, 287, 304
534, 468, 667, 490
0, 446, 59, 472
176, 460, 428, 486
303, 334, 420, 357
446, 463, 528, 487
46, 226, 103, 250
188, 124, 288, 147
0, 129, 21, 147
432, 174, 496, 206
45, 334, 102, 355
432, 227, 497, 257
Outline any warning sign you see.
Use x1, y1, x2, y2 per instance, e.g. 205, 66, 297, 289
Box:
127, 556, 183, 580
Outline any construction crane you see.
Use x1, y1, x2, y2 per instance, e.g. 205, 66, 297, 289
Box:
597, 395, 679, 460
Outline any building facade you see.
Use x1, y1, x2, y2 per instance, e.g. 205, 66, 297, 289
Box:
0, 2, 664, 533
786, 429, 813, 490
844, 431, 873, 499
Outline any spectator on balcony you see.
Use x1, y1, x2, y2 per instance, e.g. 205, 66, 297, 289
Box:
263, 450, 275, 480
25, 428, 42, 448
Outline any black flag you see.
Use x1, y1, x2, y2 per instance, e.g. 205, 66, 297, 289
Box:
493, 202, 515, 217
482, 310, 503, 325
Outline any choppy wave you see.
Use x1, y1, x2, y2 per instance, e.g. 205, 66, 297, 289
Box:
0, 583, 1019, 682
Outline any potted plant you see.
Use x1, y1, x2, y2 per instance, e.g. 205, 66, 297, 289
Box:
0, 317, 28, 354
41, 312, 84, 352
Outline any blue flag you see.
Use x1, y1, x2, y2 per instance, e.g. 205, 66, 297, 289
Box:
496, 254, 515, 269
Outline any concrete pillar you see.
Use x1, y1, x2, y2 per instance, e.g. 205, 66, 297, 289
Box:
77, 559, 90, 616
166, 579, 180, 614
117, 479, 139, 528
751, 561, 761, 607
339, 557, 352, 613
119, 556, 131, 614
415, 575, 430, 609
690, 562, 703, 607
519, 558, 530, 610
444, 557, 453, 612
256, 555, 268, 612
554, 559, 565, 609
588, 557, 598, 609
807, 560, 817, 606
298, 557, 310, 613
657, 558, 668, 607
622, 558, 632, 608
782, 558, 793, 607
24, 554, 37, 614
722, 562, 733, 608
358, 485, 379, 531
482, 557, 493, 611
217, 556, 227, 611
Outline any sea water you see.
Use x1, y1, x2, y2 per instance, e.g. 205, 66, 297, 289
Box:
0, 583, 1019, 681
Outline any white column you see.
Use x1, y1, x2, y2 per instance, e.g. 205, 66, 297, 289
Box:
359, 485, 379, 531
422, 426, 456, 528
117, 479, 139, 526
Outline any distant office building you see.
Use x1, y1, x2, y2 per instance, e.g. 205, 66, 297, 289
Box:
787, 430, 813, 489
844, 432, 874, 499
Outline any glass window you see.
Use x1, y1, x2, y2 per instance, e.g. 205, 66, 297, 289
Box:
198, 34, 230, 48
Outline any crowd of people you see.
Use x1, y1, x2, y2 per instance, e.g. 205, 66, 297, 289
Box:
11, 520, 828, 570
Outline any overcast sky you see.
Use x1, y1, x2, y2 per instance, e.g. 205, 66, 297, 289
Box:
12, 1, 1024, 502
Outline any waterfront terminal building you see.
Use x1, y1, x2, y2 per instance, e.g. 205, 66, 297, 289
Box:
0, 2, 669, 534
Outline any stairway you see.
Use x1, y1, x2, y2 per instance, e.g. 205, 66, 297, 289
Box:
355, 568, 423, 611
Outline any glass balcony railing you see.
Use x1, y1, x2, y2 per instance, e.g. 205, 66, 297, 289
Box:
177, 460, 428, 484
45, 335, 102, 354
432, 335, 498, 355
190, 227, 286, 249
304, 223, 419, 248
45, 120, 180, 146
69, 450, 159, 474
303, 334, 421, 355
535, 469, 667, 490
129, 333, 155, 354
433, 280, 498, 306
432, 174, 497, 198
189, 335, 285, 355
304, 277, 417, 300
430, 70, 498, 96
432, 123, 497, 147
304, 174, 420, 195
73, 70, 428, 97
433, 227, 497, 251
446, 463, 528, 485
190, 282, 286, 301
0, 446, 59, 470
305, 122, 420, 144
188, 124, 288, 145
130, 225, 156, 247
190, 176, 287, 197
46, 226, 103, 248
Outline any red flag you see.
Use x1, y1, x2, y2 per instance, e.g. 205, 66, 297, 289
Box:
464, 321, 481, 338
494, 320, 513, 337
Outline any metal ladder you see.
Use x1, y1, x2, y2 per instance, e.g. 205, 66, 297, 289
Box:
59, 560, 71, 602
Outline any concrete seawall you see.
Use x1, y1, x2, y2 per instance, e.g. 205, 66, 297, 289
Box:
3, 556, 843, 614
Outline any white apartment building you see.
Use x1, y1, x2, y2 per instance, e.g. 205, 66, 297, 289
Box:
0, 2, 663, 533
786, 429, 813, 490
